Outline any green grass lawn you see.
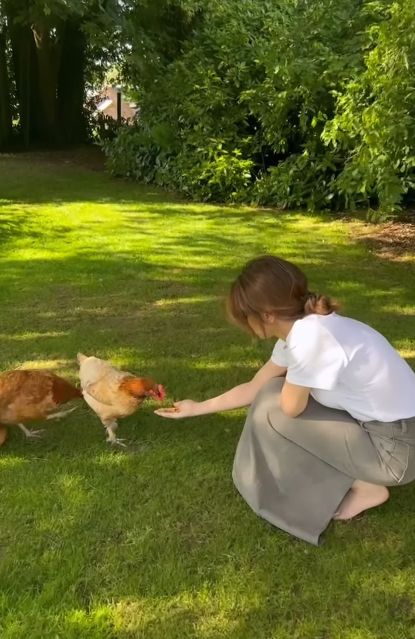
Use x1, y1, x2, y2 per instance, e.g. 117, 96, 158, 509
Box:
1, 153, 415, 639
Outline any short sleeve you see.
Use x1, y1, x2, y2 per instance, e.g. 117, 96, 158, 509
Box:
285, 319, 347, 390
271, 339, 289, 367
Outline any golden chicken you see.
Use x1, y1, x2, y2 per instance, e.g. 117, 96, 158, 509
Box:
77, 353, 165, 446
0, 369, 82, 445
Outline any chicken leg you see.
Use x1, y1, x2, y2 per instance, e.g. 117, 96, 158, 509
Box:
102, 419, 127, 448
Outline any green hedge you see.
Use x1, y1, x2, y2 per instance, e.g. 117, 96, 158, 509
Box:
104, 0, 415, 214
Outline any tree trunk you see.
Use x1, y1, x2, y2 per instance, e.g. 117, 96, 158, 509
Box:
0, 28, 12, 148
57, 19, 87, 145
5, 5, 93, 148
9, 22, 40, 147
31, 22, 60, 144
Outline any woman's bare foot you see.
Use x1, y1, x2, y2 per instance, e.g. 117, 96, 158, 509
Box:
333, 480, 389, 521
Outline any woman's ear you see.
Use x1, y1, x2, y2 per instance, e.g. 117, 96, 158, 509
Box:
262, 312, 276, 324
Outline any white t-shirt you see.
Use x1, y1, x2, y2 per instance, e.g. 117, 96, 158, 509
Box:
271, 312, 415, 422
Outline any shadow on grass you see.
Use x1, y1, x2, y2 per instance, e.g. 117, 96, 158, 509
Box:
1, 246, 414, 367
0, 154, 343, 227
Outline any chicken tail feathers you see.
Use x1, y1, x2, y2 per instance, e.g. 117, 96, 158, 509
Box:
0, 426, 8, 446
51, 376, 83, 404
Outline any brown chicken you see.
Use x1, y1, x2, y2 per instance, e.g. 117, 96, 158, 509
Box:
77, 353, 165, 447
0, 369, 82, 445
0, 426, 7, 446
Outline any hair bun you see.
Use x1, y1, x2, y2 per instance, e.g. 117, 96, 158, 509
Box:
303, 292, 338, 316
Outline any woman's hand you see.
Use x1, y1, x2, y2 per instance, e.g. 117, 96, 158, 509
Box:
154, 399, 199, 419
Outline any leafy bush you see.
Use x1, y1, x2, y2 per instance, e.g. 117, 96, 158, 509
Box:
171, 145, 254, 202
323, 0, 415, 214
253, 147, 341, 212
102, 127, 163, 182
104, 0, 415, 215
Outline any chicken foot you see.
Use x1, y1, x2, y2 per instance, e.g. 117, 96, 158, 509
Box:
102, 419, 127, 448
18, 423, 45, 439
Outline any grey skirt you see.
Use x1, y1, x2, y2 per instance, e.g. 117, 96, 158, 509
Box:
232, 377, 415, 546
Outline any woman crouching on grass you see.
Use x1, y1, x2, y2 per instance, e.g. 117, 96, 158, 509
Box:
155, 255, 415, 545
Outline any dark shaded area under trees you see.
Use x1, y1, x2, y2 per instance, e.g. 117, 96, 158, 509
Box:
0, 0, 117, 148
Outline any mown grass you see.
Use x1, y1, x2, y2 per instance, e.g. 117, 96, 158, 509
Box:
0, 153, 415, 639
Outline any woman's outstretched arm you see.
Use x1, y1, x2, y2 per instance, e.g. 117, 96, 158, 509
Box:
154, 359, 287, 419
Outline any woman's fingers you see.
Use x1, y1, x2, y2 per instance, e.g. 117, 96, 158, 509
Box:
154, 406, 179, 415
154, 406, 182, 418
154, 399, 195, 419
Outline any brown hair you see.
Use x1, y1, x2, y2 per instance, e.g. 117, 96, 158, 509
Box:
227, 255, 339, 334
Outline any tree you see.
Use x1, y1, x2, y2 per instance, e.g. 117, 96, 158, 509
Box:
0, 0, 118, 147
0, 15, 12, 146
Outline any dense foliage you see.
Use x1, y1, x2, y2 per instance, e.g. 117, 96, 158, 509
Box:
104, 0, 415, 213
